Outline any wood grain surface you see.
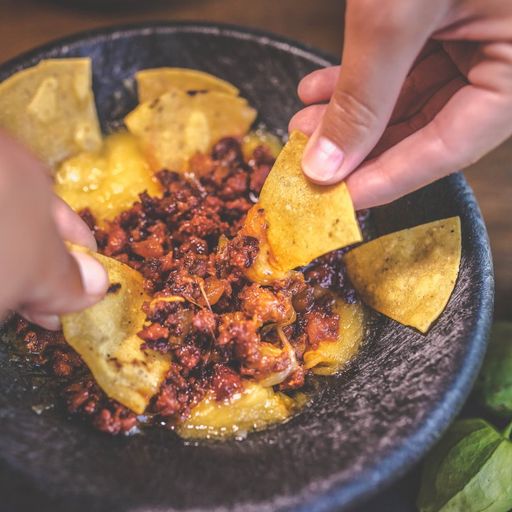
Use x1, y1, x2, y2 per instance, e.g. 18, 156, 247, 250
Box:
1, 0, 510, 318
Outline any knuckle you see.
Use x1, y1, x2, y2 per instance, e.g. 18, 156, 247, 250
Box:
330, 88, 379, 132
304, 68, 327, 88
298, 66, 340, 102
352, 0, 414, 34
472, 43, 512, 95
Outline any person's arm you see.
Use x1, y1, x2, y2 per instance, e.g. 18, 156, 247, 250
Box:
0, 132, 108, 330
290, 0, 512, 209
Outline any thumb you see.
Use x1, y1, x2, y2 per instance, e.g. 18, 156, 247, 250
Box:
302, 2, 437, 185
19, 230, 109, 330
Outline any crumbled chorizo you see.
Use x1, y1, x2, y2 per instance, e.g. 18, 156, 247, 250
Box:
210, 364, 243, 401
193, 309, 217, 333
239, 283, 294, 324
10, 137, 365, 436
138, 322, 170, 343
305, 310, 340, 349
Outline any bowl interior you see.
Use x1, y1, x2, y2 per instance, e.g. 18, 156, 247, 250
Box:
0, 23, 493, 512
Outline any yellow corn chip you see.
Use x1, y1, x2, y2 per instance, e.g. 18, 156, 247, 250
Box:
258, 130, 362, 270
136, 67, 238, 103
61, 245, 170, 414
125, 89, 256, 172
0, 58, 102, 169
344, 217, 461, 333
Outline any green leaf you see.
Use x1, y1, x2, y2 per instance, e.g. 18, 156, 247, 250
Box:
417, 419, 512, 512
474, 322, 512, 418
504, 421, 512, 440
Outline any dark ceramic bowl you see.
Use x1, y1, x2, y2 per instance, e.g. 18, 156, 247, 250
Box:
0, 22, 493, 512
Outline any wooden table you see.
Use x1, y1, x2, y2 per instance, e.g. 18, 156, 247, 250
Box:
1, 0, 510, 319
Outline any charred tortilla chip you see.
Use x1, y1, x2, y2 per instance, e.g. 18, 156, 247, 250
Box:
258, 130, 362, 271
61, 245, 170, 414
136, 67, 239, 103
0, 58, 102, 168
125, 89, 256, 172
344, 217, 461, 333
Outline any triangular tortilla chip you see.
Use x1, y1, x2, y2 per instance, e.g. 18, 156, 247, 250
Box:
344, 217, 461, 333
0, 58, 102, 169
258, 130, 362, 270
136, 67, 239, 103
61, 246, 170, 414
125, 89, 256, 172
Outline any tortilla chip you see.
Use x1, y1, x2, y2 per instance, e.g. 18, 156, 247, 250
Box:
344, 217, 461, 333
125, 89, 256, 172
61, 245, 170, 414
136, 67, 239, 103
54, 132, 162, 225
0, 58, 102, 169
304, 298, 365, 375
258, 131, 362, 270
240, 205, 291, 284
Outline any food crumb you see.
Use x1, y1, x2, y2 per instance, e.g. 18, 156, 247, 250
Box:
107, 283, 122, 294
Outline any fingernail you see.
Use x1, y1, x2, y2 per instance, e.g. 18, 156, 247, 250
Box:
71, 251, 109, 298
21, 312, 61, 331
303, 136, 344, 182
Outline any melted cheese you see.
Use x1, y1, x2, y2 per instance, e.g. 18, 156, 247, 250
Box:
177, 382, 304, 440
242, 129, 282, 160
54, 132, 161, 225
303, 298, 365, 375
239, 205, 291, 284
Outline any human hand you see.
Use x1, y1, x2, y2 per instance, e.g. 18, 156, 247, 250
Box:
290, 0, 512, 209
0, 132, 109, 330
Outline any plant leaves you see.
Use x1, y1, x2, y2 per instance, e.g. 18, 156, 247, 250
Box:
474, 322, 512, 418
417, 418, 512, 512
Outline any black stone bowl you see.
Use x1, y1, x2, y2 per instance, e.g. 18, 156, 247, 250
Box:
0, 22, 494, 512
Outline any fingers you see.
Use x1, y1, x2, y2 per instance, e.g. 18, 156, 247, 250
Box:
33, 199, 106, 320
371, 76, 466, 158
301, 1, 440, 185
19, 227, 108, 330
52, 195, 97, 251
18, 310, 61, 331
295, 43, 445, 113
347, 81, 512, 209
413, 40, 442, 66
298, 66, 340, 105
390, 49, 460, 123
21, 235, 109, 317
289, 104, 327, 135
442, 41, 479, 77
293, 48, 461, 140
0, 132, 109, 330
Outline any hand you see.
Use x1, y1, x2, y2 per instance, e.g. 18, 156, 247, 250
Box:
0, 132, 109, 330
290, 0, 512, 209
